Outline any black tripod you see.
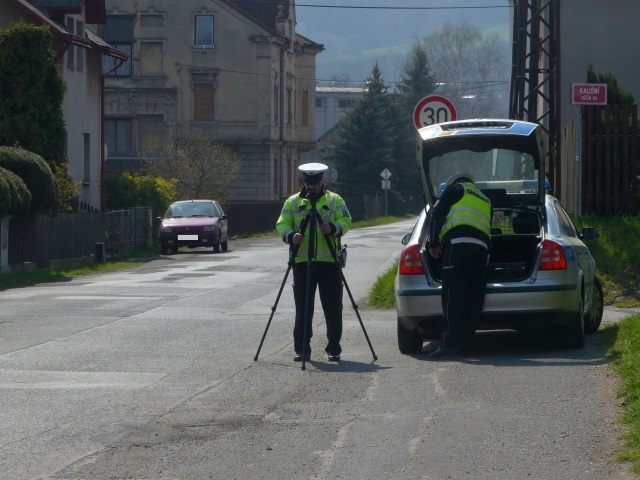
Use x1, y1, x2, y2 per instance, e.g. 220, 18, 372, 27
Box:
254, 193, 377, 370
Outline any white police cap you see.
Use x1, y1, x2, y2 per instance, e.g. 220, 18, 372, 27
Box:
299, 163, 329, 175
299, 163, 328, 183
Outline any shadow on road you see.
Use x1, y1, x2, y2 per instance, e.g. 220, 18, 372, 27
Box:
409, 329, 612, 368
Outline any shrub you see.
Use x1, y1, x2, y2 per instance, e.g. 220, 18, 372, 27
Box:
105, 172, 176, 217
0, 166, 31, 216
0, 146, 59, 213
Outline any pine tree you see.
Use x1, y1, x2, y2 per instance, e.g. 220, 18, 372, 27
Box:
324, 64, 397, 220
397, 43, 437, 109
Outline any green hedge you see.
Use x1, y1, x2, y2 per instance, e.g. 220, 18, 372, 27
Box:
0, 166, 31, 216
104, 172, 176, 217
0, 146, 59, 213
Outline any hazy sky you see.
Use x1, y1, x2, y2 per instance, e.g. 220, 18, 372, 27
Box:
295, 1, 512, 85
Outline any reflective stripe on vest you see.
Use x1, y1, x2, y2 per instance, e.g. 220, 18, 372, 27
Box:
440, 182, 491, 241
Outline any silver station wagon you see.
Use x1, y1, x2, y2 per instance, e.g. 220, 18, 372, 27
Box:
395, 119, 604, 353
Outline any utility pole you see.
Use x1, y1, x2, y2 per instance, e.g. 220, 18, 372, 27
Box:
508, 0, 561, 197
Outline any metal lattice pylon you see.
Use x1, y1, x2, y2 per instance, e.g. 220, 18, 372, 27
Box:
508, 0, 561, 194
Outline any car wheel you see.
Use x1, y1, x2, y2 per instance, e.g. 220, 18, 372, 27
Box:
221, 239, 228, 252
213, 242, 221, 253
584, 277, 604, 334
397, 320, 423, 354
562, 299, 585, 349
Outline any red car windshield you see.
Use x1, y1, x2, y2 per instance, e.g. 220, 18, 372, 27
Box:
166, 202, 219, 218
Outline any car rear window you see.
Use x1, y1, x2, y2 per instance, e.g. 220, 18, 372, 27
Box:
430, 148, 539, 202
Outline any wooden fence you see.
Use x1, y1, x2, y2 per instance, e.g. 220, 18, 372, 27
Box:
224, 201, 283, 236
3, 207, 153, 270
7, 213, 105, 269
559, 105, 640, 215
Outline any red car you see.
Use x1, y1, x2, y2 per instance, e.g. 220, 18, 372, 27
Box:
158, 200, 229, 255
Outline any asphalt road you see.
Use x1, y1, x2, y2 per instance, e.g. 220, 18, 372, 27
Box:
0, 218, 637, 480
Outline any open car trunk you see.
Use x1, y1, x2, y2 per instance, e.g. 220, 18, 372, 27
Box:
424, 207, 543, 283
415, 120, 549, 284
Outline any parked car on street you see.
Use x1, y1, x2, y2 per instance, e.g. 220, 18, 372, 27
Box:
158, 200, 229, 255
395, 119, 604, 353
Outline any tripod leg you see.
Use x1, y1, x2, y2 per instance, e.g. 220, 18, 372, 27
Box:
321, 229, 378, 360
254, 265, 292, 361
340, 270, 378, 360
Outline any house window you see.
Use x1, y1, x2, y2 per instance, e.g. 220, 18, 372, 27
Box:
101, 16, 133, 76
193, 84, 215, 121
140, 42, 163, 76
316, 98, 323, 108
287, 88, 292, 125
195, 16, 214, 47
106, 119, 132, 154
301, 90, 309, 127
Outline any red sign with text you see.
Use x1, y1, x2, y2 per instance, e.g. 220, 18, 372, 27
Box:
571, 83, 607, 105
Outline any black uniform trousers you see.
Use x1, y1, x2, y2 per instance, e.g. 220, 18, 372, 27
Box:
440, 242, 489, 350
292, 261, 343, 355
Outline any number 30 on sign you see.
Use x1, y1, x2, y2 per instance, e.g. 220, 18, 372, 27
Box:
413, 95, 458, 129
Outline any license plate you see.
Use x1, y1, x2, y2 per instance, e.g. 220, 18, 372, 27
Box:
178, 234, 198, 241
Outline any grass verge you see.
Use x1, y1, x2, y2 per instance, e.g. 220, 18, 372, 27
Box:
0, 248, 149, 291
605, 316, 640, 473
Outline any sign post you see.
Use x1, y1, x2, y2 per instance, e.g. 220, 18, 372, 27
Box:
380, 168, 392, 216
413, 95, 458, 130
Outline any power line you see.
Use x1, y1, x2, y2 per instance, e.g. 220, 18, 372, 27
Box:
175, 62, 508, 87
232, 1, 509, 10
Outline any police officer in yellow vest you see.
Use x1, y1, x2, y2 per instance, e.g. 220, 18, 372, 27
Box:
426, 173, 492, 359
276, 163, 352, 362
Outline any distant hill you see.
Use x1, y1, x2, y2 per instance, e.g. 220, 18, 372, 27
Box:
296, 0, 511, 86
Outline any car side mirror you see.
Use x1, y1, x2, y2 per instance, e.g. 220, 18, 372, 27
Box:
401, 233, 411, 245
220, 214, 229, 220
580, 227, 600, 240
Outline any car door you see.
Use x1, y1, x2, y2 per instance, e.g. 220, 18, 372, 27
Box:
553, 199, 595, 310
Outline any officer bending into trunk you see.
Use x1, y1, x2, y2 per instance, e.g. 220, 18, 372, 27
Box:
426, 173, 492, 359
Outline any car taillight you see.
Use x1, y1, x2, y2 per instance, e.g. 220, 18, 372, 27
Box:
398, 243, 424, 275
539, 239, 567, 270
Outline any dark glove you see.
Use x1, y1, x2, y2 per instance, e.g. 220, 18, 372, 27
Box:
285, 232, 295, 245
328, 222, 337, 235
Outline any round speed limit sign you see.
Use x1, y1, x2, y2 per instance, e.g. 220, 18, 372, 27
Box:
413, 95, 458, 129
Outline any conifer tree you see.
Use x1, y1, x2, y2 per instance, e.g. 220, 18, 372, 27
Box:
397, 43, 437, 110
324, 64, 396, 220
